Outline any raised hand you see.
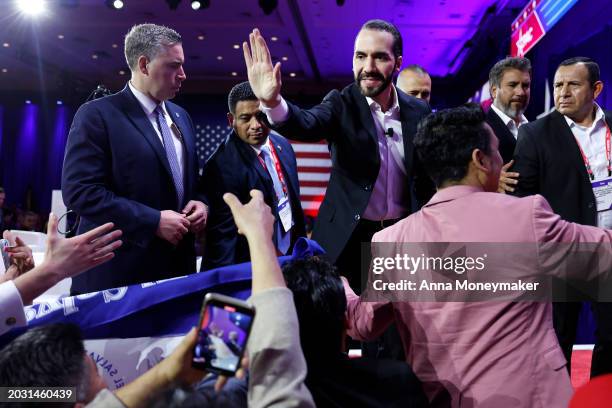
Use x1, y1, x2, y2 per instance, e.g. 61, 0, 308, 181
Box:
223, 190, 274, 241
44, 213, 123, 279
243, 28, 282, 107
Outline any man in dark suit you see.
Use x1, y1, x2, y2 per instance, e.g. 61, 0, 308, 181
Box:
201, 82, 305, 269
243, 20, 432, 291
485, 57, 531, 194
486, 57, 531, 165
513, 57, 612, 377
62, 24, 207, 294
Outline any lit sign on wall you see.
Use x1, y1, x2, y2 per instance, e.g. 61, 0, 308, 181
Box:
511, 0, 579, 57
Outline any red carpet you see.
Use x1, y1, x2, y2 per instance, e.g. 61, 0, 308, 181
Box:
350, 347, 593, 389
571, 348, 593, 389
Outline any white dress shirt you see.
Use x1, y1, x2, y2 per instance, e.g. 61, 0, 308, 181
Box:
0, 280, 26, 336
128, 82, 185, 177
261, 86, 410, 221
565, 103, 609, 227
490, 103, 528, 139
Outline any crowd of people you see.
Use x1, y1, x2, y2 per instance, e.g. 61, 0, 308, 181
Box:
0, 17, 611, 407
0, 188, 46, 234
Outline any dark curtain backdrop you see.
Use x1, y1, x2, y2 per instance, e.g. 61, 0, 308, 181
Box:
0, 91, 319, 215
0, 103, 72, 215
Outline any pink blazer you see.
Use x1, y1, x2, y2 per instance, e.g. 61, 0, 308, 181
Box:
345, 185, 612, 407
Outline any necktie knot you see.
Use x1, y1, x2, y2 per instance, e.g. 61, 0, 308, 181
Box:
260, 145, 271, 158
155, 104, 164, 116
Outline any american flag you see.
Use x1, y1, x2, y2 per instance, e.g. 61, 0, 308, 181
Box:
194, 121, 331, 217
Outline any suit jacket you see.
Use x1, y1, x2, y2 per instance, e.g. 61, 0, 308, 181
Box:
62, 85, 201, 293
512, 109, 612, 226
486, 107, 517, 164
345, 185, 612, 407
272, 83, 432, 262
201, 132, 305, 269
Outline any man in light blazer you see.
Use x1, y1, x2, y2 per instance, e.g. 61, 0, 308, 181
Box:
343, 104, 612, 407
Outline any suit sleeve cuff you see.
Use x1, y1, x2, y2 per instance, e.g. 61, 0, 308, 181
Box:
0, 280, 27, 335
260, 97, 289, 125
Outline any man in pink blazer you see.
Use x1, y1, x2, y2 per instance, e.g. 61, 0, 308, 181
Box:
344, 105, 612, 407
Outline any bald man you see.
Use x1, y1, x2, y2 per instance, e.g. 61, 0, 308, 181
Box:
396, 64, 431, 103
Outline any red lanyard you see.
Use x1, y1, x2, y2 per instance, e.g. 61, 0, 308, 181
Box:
574, 125, 611, 180
258, 143, 288, 195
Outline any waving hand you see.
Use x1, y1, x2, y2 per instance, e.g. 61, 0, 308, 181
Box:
243, 28, 282, 107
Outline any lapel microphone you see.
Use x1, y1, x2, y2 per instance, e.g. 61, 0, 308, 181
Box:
385, 128, 394, 138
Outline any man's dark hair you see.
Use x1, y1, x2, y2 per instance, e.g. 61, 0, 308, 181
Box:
0, 324, 92, 405
488, 57, 532, 88
558, 56, 600, 87
227, 81, 258, 114
404, 64, 429, 75
360, 19, 403, 60
282, 256, 346, 364
414, 104, 491, 187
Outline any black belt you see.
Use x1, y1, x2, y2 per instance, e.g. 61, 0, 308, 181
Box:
360, 218, 401, 230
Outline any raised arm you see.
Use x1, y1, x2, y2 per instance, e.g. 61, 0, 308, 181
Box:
224, 190, 315, 408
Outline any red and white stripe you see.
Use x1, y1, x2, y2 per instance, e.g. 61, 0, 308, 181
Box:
290, 140, 331, 217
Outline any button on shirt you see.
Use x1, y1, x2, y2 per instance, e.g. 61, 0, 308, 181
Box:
490, 104, 528, 139
565, 103, 609, 227
362, 86, 409, 220
128, 82, 185, 177
261, 86, 409, 221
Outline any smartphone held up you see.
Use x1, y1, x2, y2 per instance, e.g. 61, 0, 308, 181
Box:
192, 293, 255, 376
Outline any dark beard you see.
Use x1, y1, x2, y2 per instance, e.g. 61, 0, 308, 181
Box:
356, 72, 394, 98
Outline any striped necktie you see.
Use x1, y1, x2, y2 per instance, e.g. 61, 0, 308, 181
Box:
155, 105, 184, 208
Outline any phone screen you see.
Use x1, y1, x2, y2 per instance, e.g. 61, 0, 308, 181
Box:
192, 301, 254, 374
0, 239, 12, 273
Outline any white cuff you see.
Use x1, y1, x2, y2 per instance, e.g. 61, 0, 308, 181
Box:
0, 280, 27, 336
260, 97, 289, 125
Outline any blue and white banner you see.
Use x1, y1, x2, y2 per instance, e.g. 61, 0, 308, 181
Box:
0, 238, 325, 390
0, 238, 325, 345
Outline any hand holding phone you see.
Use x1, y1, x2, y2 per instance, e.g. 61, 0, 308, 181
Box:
192, 293, 255, 376
0, 234, 34, 279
